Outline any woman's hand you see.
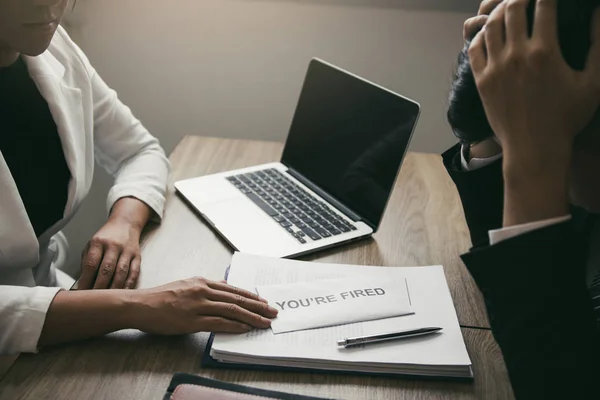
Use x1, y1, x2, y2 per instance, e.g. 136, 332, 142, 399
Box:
78, 197, 153, 290
40, 277, 278, 347
468, 0, 600, 225
78, 217, 142, 290
131, 277, 278, 334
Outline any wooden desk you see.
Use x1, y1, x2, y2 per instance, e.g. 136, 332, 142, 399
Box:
0, 137, 512, 400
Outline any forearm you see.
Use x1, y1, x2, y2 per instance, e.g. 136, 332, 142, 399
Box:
108, 197, 154, 233
39, 289, 137, 347
502, 147, 572, 227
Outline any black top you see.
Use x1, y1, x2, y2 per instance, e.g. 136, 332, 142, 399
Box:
0, 57, 70, 237
442, 144, 599, 400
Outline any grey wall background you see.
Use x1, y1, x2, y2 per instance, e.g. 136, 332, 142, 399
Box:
60, 0, 475, 275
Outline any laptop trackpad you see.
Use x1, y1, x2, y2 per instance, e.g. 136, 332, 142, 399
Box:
200, 197, 290, 254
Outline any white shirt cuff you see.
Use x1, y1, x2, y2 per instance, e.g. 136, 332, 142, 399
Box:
489, 216, 572, 246
460, 144, 503, 171
0, 286, 62, 355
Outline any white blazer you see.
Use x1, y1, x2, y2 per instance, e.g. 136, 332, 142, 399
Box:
0, 27, 170, 355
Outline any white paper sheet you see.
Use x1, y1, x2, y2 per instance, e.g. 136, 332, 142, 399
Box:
256, 276, 414, 334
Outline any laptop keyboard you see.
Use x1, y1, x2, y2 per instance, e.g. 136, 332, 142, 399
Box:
226, 168, 357, 244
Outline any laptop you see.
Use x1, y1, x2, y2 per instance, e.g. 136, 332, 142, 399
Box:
175, 58, 421, 258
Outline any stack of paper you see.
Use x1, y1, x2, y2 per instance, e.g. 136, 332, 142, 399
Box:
209, 253, 473, 379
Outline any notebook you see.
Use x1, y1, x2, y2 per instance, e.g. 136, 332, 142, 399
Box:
206, 253, 473, 380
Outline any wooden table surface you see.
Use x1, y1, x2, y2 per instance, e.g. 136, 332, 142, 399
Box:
0, 136, 513, 400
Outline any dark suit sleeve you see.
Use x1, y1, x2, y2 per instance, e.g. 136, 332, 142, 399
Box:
442, 144, 600, 399
442, 143, 504, 248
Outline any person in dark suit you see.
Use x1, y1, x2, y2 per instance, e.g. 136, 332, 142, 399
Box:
444, 0, 600, 398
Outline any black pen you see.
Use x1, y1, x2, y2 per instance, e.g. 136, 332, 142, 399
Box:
337, 327, 443, 348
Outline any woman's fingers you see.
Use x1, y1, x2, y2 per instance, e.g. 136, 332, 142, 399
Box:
207, 288, 278, 318
78, 241, 104, 290
93, 245, 121, 289
110, 252, 134, 289
207, 280, 268, 303
204, 301, 273, 329
125, 256, 141, 289
195, 316, 252, 333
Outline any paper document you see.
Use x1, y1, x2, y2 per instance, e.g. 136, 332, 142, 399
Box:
257, 277, 414, 334
210, 253, 473, 379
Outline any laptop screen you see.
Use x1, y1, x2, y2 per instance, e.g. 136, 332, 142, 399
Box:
281, 59, 420, 230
